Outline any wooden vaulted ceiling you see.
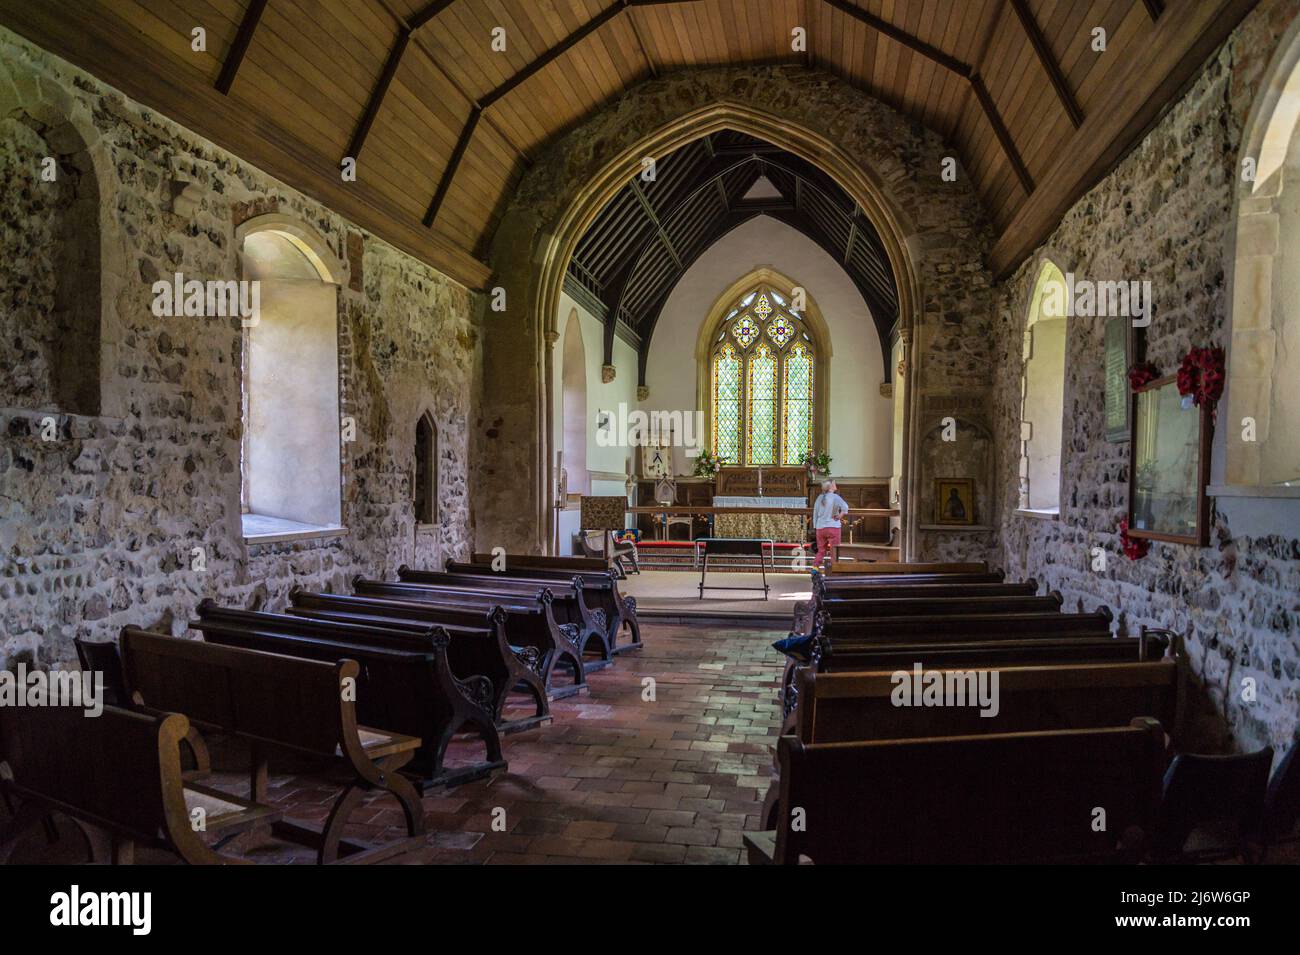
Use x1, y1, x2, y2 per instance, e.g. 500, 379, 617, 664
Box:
566, 130, 900, 377
0, 0, 1257, 293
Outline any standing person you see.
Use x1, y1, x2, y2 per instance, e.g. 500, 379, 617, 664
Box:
811, 479, 850, 570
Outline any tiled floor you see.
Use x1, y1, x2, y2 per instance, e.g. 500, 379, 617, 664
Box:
4, 620, 784, 865
246, 620, 783, 864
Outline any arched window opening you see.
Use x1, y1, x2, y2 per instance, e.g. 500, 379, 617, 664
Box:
239, 222, 342, 537
560, 308, 589, 495
1019, 259, 1068, 513
414, 413, 437, 525
709, 285, 818, 466
1225, 28, 1300, 490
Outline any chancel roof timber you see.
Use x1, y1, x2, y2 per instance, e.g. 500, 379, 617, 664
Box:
566, 130, 899, 382
0, 0, 1257, 290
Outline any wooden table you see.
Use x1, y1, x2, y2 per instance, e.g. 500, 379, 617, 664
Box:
695, 538, 774, 599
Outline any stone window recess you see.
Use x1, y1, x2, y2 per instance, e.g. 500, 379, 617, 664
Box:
237, 216, 345, 540
1018, 259, 1068, 514
415, 412, 438, 525
1222, 21, 1300, 493
0, 112, 101, 417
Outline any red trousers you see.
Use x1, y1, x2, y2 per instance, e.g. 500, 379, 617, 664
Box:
814, 526, 841, 567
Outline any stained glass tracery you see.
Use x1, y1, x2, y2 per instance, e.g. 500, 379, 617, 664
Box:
709, 284, 817, 467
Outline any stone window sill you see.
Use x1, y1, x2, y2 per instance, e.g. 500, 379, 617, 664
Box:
918, 524, 995, 532
1207, 484, 1300, 500
242, 513, 347, 544
1015, 508, 1060, 521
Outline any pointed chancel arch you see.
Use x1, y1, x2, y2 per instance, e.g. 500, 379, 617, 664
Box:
1018, 257, 1068, 514
695, 268, 831, 467
485, 98, 923, 554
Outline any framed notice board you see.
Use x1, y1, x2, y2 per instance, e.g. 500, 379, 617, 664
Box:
1104, 316, 1131, 442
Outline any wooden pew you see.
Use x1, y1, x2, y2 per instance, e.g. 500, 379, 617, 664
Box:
815, 571, 1007, 594
0, 704, 275, 865
828, 560, 991, 575
118, 627, 427, 864
745, 719, 1167, 864
779, 630, 1168, 722
287, 589, 553, 725
443, 559, 643, 656
350, 577, 589, 690
814, 607, 1114, 642
793, 659, 1181, 745
817, 580, 1038, 601
800, 592, 1064, 635
457, 556, 644, 654
391, 569, 615, 664
187, 608, 506, 791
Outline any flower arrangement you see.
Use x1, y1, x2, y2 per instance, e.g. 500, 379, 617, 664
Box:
1119, 518, 1150, 561
803, 450, 833, 477
1176, 346, 1225, 410
1128, 361, 1161, 391
692, 448, 727, 478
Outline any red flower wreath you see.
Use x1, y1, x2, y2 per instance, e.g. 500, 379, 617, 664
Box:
1128, 362, 1161, 391
1176, 346, 1225, 409
1119, 519, 1149, 561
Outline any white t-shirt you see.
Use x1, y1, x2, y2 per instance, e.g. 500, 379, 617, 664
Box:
812, 492, 849, 529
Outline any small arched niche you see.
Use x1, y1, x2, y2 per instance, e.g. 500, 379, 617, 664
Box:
0, 111, 101, 416
236, 215, 344, 538
1018, 258, 1068, 514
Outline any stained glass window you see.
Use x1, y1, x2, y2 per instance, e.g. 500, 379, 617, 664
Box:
732, 315, 759, 348
708, 284, 817, 468
712, 344, 741, 465
747, 343, 777, 465
782, 342, 813, 465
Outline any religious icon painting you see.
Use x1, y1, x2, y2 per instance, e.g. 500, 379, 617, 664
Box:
934, 478, 975, 525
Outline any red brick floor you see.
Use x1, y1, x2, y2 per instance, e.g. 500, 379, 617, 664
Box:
213, 621, 782, 865
4, 620, 784, 865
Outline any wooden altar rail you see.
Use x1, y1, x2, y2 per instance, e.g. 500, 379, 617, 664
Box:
626, 506, 900, 517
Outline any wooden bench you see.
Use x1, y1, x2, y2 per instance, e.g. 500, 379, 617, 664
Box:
351, 577, 589, 691
745, 719, 1167, 864
797, 592, 1065, 636
827, 560, 992, 575
190, 607, 506, 791
813, 607, 1115, 642
0, 704, 276, 865
288, 589, 552, 727
395, 567, 616, 662
816, 571, 1007, 593
118, 626, 426, 864
779, 630, 1169, 722
793, 659, 1182, 744
446, 559, 644, 655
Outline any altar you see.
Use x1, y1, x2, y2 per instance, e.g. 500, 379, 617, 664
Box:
713, 495, 807, 542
